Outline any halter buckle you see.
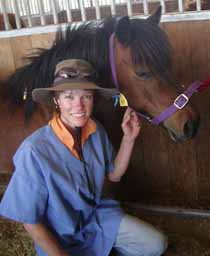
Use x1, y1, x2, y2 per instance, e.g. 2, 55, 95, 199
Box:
174, 94, 189, 110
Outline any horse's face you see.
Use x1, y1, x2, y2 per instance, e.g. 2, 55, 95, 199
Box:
114, 8, 200, 143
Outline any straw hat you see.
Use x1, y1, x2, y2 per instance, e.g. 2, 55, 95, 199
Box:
32, 59, 118, 105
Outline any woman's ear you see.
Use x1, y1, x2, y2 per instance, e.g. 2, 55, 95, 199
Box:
53, 96, 60, 112
53, 96, 57, 105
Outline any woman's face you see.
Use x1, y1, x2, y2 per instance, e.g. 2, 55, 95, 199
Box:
55, 89, 94, 129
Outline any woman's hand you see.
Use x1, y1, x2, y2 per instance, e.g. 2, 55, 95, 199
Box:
121, 107, 141, 142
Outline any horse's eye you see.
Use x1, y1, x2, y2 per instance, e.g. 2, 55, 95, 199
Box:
136, 71, 153, 80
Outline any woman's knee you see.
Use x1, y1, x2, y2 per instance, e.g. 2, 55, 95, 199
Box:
114, 214, 168, 256
147, 231, 168, 256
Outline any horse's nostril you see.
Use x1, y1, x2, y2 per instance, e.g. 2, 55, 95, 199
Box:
184, 120, 200, 139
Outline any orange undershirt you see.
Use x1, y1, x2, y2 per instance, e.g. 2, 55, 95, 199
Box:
49, 114, 96, 159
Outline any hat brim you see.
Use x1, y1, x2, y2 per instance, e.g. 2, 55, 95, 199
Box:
32, 81, 118, 105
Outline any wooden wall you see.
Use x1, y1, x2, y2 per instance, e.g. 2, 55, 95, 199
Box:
1, 20, 210, 209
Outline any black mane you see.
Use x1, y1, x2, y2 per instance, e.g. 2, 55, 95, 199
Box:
2, 15, 174, 118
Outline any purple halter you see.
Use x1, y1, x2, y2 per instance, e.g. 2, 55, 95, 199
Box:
109, 33, 202, 125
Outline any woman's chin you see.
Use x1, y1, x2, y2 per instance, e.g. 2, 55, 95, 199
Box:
72, 119, 88, 128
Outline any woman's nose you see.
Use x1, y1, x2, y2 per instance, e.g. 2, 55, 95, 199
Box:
73, 97, 84, 107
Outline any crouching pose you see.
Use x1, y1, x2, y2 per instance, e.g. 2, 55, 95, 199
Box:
0, 59, 167, 256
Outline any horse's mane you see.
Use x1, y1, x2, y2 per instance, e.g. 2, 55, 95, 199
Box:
1, 15, 174, 118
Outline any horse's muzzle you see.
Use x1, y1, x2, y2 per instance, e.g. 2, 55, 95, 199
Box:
167, 119, 200, 143
183, 119, 200, 139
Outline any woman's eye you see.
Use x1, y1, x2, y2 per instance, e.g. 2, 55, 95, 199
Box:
136, 71, 153, 80
83, 94, 93, 100
65, 95, 74, 100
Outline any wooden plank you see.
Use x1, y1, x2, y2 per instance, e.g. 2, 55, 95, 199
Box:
187, 21, 210, 203
30, 32, 56, 49
10, 36, 32, 69
0, 38, 15, 79
161, 22, 198, 205
141, 123, 171, 196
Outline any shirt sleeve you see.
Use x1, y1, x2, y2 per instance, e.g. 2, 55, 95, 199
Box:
0, 143, 48, 224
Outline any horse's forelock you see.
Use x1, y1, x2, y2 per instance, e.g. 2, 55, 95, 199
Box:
129, 19, 176, 85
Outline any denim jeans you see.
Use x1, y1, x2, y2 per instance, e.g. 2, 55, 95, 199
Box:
113, 214, 167, 256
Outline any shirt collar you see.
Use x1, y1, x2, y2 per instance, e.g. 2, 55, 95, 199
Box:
49, 113, 96, 158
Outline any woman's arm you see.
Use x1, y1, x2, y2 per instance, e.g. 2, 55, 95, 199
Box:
108, 107, 141, 182
23, 223, 69, 256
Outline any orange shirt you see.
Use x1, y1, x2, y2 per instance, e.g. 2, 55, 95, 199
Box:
49, 114, 96, 159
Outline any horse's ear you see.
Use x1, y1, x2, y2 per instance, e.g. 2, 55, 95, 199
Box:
147, 6, 162, 25
115, 16, 131, 46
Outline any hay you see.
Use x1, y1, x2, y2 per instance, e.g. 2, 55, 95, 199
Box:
0, 217, 36, 256
0, 215, 210, 256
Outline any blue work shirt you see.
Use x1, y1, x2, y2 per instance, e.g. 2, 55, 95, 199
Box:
0, 122, 124, 256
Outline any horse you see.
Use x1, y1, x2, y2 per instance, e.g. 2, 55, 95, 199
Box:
0, 13, 24, 30
0, 6, 200, 172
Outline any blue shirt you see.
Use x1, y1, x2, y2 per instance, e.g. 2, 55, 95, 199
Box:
0, 122, 124, 256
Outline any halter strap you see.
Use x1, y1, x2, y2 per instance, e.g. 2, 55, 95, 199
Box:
109, 33, 120, 90
151, 81, 202, 125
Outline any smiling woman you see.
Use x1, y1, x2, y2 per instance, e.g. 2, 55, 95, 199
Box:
0, 58, 167, 256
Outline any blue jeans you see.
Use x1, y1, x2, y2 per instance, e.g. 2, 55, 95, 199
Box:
113, 214, 167, 256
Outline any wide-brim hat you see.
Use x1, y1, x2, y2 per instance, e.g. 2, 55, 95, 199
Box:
32, 59, 118, 105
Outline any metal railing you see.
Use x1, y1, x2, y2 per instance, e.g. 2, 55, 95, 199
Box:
0, 0, 209, 34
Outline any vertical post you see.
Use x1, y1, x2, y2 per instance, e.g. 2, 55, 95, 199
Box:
12, 0, 22, 29
65, 0, 72, 22
178, 0, 183, 12
143, 0, 148, 15
160, 0, 166, 14
196, 0, 201, 11
127, 0, 132, 16
94, 0, 101, 20
51, 0, 59, 24
110, 0, 116, 16
79, 0, 86, 21
37, 0, 46, 26
0, 0, 11, 30
24, 0, 32, 27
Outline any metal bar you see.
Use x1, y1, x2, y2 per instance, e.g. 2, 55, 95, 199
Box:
12, 0, 22, 29
51, 0, 59, 25
178, 0, 183, 13
1, 9, 210, 39
127, 0, 132, 16
79, 0, 86, 21
24, 0, 32, 27
65, 0, 72, 22
94, 0, 101, 20
196, 0, 201, 11
110, 0, 116, 16
0, 0, 11, 30
37, 0, 46, 26
160, 0, 166, 14
125, 202, 210, 218
143, 0, 149, 15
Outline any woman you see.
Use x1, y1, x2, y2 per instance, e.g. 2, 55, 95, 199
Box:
0, 59, 167, 256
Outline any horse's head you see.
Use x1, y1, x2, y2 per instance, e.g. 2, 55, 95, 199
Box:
113, 7, 200, 143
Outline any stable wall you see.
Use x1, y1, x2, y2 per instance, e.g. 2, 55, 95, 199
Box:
0, 19, 210, 209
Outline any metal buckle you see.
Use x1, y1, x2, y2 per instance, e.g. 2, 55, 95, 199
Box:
174, 94, 189, 110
